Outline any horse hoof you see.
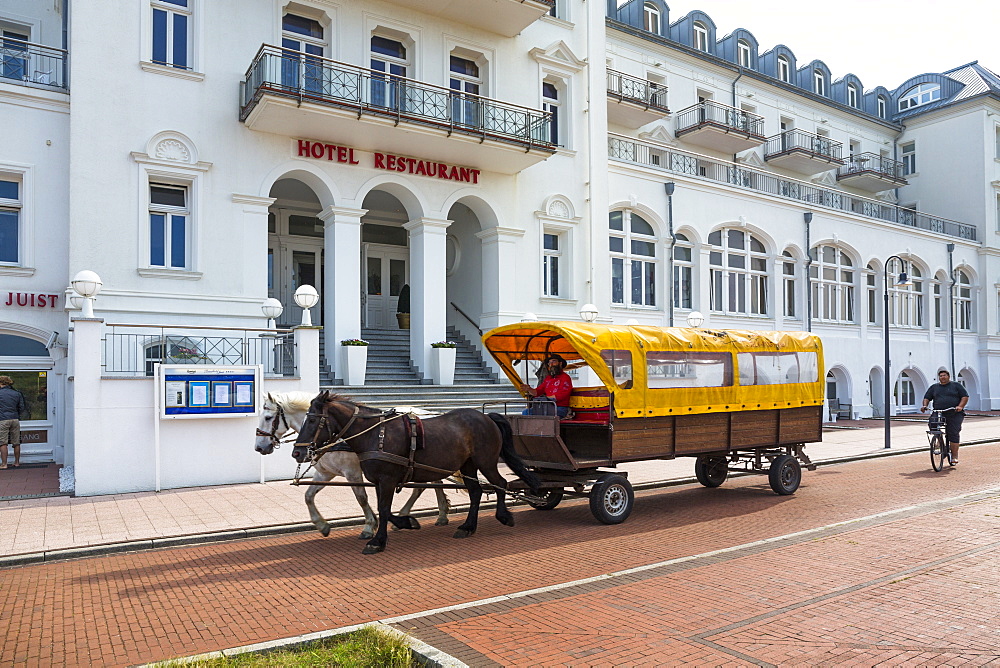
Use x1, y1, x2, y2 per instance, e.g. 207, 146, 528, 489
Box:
319, 526, 331, 537
453, 528, 475, 539
362, 543, 385, 555
407, 517, 421, 530
435, 518, 449, 526
359, 530, 374, 540
497, 514, 515, 527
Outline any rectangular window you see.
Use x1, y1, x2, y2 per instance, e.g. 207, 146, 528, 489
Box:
543, 232, 560, 297
149, 183, 189, 269
738, 352, 818, 385
901, 142, 916, 175
933, 283, 942, 328
673, 265, 692, 309
647, 351, 732, 389
600, 349, 633, 388
542, 82, 560, 146
783, 261, 796, 318
151, 0, 191, 69
0, 178, 21, 264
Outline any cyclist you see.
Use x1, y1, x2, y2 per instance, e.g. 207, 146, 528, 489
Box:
920, 370, 969, 466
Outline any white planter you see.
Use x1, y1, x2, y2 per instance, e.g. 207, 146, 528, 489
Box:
430, 347, 456, 385
341, 345, 368, 386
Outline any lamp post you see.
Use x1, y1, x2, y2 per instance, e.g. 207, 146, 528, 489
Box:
261, 298, 283, 329
293, 285, 320, 326
803, 212, 813, 332
665, 181, 675, 327
883, 255, 911, 449
579, 303, 599, 322
70, 270, 103, 319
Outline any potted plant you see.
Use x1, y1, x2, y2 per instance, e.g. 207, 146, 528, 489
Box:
396, 284, 410, 330
340, 338, 369, 386
429, 340, 457, 385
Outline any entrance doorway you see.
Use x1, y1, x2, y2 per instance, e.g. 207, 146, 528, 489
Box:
894, 371, 917, 413
267, 179, 326, 327
364, 245, 407, 329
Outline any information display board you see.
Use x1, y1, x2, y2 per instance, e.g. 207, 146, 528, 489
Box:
157, 365, 261, 419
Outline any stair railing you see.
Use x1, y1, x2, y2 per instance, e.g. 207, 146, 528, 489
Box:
450, 302, 482, 336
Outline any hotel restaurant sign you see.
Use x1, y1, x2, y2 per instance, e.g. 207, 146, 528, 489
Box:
296, 140, 482, 185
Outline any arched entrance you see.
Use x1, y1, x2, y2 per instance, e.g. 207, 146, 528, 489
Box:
444, 201, 485, 339
958, 368, 979, 410
825, 366, 851, 420
361, 190, 410, 329
869, 367, 884, 417
0, 332, 57, 464
267, 178, 325, 327
893, 369, 919, 414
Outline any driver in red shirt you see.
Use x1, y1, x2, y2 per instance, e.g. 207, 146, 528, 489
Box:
521, 354, 573, 418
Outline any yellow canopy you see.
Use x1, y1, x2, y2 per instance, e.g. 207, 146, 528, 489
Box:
483, 322, 825, 418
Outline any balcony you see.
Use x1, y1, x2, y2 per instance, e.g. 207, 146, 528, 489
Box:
240, 46, 555, 175
372, 0, 554, 37
764, 130, 844, 175
836, 152, 907, 192
606, 69, 669, 128
675, 101, 765, 154
0, 38, 68, 90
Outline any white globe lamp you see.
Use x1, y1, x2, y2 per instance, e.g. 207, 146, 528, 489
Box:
261, 298, 284, 329
71, 270, 103, 319
521, 312, 537, 322
293, 285, 320, 326
686, 311, 705, 328
579, 303, 599, 323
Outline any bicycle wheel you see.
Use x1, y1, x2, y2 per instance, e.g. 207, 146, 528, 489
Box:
929, 433, 946, 472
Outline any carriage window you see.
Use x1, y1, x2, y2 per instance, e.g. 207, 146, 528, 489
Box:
600, 349, 632, 388
738, 351, 818, 385
646, 352, 732, 388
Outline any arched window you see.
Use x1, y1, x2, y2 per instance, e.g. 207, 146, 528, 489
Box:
899, 83, 941, 111
813, 69, 825, 96
708, 228, 767, 315
933, 272, 945, 328
777, 55, 790, 83
610, 210, 658, 308
865, 262, 878, 324
643, 2, 660, 33
693, 22, 709, 52
888, 258, 923, 327
810, 246, 855, 323
737, 39, 751, 67
894, 370, 917, 411
954, 269, 973, 331
877, 95, 887, 119
782, 250, 797, 318
847, 83, 858, 108
673, 233, 693, 309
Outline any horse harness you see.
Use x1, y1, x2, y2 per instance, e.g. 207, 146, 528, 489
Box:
256, 403, 297, 449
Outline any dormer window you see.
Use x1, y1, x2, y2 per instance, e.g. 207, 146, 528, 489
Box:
693, 22, 709, 52
877, 95, 887, 118
898, 83, 941, 111
847, 83, 858, 108
813, 69, 825, 96
777, 55, 790, 83
737, 40, 751, 67
643, 2, 660, 33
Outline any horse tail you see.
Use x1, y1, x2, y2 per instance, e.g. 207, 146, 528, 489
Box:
487, 413, 541, 495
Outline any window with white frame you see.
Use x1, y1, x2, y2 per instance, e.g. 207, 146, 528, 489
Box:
810, 246, 855, 323
813, 69, 825, 96
643, 2, 660, 33
898, 83, 941, 111
149, 182, 189, 269
370, 34, 409, 111
888, 258, 923, 327
542, 231, 562, 297
673, 233, 693, 309
866, 262, 878, 324
151, 0, 192, 69
693, 22, 709, 52
954, 269, 973, 331
782, 251, 796, 318
610, 210, 657, 308
542, 80, 561, 147
708, 228, 768, 315
282, 13, 325, 93
0, 176, 20, 265
995, 125, 1000, 159
450, 52, 483, 129
847, 83, 858, 108
737, 40, 751, 67
901, 141, 916, 175
933, 274, 944, 328
777, 55, 790, 83
996, 192, 1000, 232
877, 95, 887, 119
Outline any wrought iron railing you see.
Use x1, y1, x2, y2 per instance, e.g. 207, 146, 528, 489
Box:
608, 135, 977, 241
838, 152, 906, 181
764, 129, 843, 162
675, 100, 765, 138
240, 45, 555, 151
0, 37, 68, 89
103, 324, 296, 377
606, 69, 669, 112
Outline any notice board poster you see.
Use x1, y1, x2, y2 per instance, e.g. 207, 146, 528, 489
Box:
157, 365, 261, 418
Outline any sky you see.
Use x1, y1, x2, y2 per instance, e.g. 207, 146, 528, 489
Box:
653, 0, 999, 92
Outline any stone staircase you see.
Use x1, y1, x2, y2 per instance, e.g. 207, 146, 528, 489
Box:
319, 327, 524, 413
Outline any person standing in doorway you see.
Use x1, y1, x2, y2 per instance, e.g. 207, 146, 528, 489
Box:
920, 370, 969, 466
0, 376, 28, 469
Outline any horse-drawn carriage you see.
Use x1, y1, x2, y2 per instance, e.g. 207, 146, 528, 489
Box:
482, 322, 825, 525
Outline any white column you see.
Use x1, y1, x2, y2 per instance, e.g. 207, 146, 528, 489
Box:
404, 217, 452, 379
232, 194, 276, 298
70, 317, 104, 496
477, 226, 525, 331
320, 206, 366, 382
294, 325, 320, 390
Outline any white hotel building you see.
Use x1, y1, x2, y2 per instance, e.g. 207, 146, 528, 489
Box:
1, 0, 999, 472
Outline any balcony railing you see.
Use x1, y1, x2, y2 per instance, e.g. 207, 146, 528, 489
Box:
0, 37, 68, 90
103, 324, 296, 377
608, 135, 977, 241
606, 69, 669, 112
765, 129, 843, 162
240, 45, 554, 151
675, 101, 765, 138
838, 152, 906, 181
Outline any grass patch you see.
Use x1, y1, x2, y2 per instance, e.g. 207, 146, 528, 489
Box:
172, 626, 414, 667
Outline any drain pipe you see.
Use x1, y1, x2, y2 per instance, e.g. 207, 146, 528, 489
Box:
947, 243, 956, 375
731, 67, 744, 163
665, 182, 675, 326
804, 211, 813, 331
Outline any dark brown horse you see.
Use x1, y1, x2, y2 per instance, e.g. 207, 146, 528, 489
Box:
292, 393, 540, 555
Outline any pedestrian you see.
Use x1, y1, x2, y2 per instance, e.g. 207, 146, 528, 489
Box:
0, 375, 28, 469
920, 369, 969, 466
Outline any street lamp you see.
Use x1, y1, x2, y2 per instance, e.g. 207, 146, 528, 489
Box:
293, 284, 320, 326
521, 312, 537, 322
70, 270, 103, 319
686, 310, 705, 328
261, 298, 283, 329
883, 255, 911, 449
579, 303, 599, 322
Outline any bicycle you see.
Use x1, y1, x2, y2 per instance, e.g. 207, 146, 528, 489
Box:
926, 407, 957, 472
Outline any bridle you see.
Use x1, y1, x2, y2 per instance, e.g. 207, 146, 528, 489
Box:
255, 403, 296, 450
298, 403, 405, 460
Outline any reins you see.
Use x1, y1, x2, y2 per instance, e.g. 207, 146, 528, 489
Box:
256, 403, 298, 449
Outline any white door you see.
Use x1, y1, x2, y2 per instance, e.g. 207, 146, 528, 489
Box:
270, 242, 323, 327
894, 371, 917, 413
365, 246, 407, 329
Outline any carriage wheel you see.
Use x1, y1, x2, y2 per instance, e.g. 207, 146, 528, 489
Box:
589, 474, 634, 524
526, 489, 564, 510
768, 454, 801, 495
695, 455, 729, 488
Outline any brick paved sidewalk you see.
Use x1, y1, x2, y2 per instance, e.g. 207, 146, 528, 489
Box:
0, 416, 996, 559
